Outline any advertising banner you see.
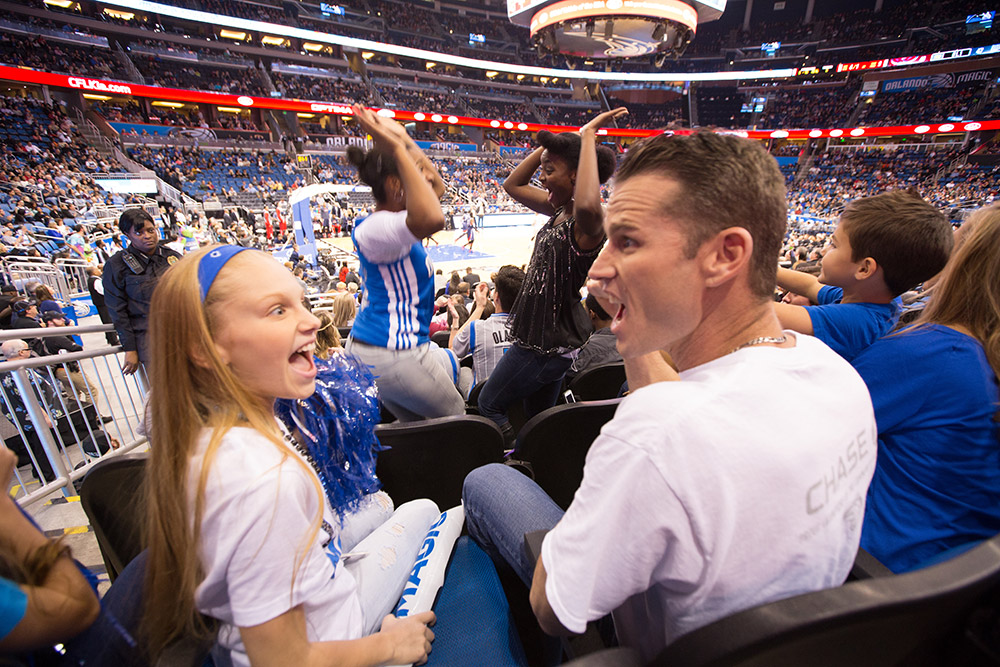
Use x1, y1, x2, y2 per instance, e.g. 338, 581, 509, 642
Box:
881, 69, 994, 93
414, 140, 477, 152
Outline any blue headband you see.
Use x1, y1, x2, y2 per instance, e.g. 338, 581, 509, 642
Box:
198, 246, 249, 302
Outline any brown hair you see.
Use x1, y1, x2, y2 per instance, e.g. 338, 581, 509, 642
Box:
314, 311, 342, 359
0, 536, 68, 586
33, 284, 54, 302
914, 204, 1000, 378
614, 131, 787, 299
142, 246, 324, 659
840, 190, 953, 296
332, 293, 357, 328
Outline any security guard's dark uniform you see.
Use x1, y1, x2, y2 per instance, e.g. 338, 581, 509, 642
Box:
103, 243, 182, 363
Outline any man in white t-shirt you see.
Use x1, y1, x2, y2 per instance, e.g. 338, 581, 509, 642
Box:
462, 132, 877, 663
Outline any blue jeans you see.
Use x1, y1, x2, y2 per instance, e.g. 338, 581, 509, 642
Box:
463, 463, 566, 586
478, 344, 573, 428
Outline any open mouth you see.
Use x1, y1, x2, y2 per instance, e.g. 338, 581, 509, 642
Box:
608, 298, 626, 333
289, 342, 317, 377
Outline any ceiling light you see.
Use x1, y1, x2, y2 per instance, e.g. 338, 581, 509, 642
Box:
217, 106, 242, 113
151, 101, 185, 108
303, 42, 323, 52
82, 94, 112, 100
262, 35, 287, 45
219, 29, 247, 40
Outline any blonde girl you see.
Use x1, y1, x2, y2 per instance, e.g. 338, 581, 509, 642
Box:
142, 245, 438, 666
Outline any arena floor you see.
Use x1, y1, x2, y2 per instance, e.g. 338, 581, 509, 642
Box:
320, 223, 543, 279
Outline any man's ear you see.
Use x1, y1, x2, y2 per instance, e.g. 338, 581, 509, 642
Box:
701, 227, 753, 288
853, 256, 878, 282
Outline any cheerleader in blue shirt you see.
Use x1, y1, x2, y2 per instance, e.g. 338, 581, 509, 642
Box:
344, 106, 465, 421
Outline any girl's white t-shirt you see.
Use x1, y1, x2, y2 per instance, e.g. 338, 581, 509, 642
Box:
190, 426, 364, 667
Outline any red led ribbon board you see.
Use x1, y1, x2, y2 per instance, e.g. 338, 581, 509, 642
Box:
2, 65, 998, 139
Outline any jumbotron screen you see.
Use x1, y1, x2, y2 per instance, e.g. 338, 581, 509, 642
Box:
509, 0, 726, 28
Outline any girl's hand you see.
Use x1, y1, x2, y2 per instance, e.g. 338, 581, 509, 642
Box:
379, 611, 436, 665
580, 107, 629, 135
351, 105, 406, 149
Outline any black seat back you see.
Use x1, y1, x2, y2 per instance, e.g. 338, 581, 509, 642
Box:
567, 362, 626, 401
431, 330, 451, 348
79, 452, 149, 582
375, 415, 505, 508
652, 533, 1000, 666
516, 399, 621, 510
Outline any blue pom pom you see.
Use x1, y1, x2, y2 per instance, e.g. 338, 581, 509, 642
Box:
275, 354, 383, 521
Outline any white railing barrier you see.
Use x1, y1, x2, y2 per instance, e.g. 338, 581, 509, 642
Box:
0, 325, 148, 506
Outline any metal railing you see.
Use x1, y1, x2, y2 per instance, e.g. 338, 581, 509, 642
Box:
2, 259, 73, 302
1, 324, 148, 506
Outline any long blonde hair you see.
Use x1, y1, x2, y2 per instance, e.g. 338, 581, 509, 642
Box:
142, 246, 323, 659
914, 203, 1000, 378
332, 292, 357, 328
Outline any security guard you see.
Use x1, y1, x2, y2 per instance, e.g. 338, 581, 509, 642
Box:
104, 209, 181, 375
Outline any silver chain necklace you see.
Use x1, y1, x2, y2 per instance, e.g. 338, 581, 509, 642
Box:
731, 335, 787, 354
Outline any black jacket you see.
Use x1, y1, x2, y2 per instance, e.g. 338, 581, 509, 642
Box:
103, 243, 182, 357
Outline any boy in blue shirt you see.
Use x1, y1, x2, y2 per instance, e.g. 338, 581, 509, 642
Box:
774, 190, 953, 361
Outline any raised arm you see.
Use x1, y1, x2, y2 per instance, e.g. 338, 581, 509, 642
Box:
776, 267, 822, 303
502, 146, 554, 215
574, 108, 628, 246
352, 105, 445, 239
773, 302, 814, 335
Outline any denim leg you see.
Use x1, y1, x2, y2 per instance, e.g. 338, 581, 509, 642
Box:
463, 463, 565, 586
479, 345, 569, 427
339, 491, 394, 553
523, 356, 573, 421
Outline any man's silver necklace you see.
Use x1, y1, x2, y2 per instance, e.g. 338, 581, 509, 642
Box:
730, 335, 787, 354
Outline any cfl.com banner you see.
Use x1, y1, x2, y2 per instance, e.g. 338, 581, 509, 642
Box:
881, 69, 995, 93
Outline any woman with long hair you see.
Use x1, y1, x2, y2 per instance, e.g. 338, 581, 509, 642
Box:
332, 292, 357, 329
478, 109, 625, 442
853, 203, 1000, 573
141, 245, 438, 666
343, 105, 464, 421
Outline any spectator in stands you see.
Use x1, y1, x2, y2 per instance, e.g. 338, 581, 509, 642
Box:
104, 209, 182, 375
141, 245, 438, 666
332, 292, 357, 329
462, 266, 480, 286
38, 310, 105, 417
478, 108, 624, 444
0, 339, 66, 484
343, 105, 464, 421
314, 311, 342, 359
565, 293, 622, 381
32, 285, 60, 316
10, 300, 44, 356
86, 266, 119, 346
853, 204, 1000, 573
450, 265, 524, 388
0, 284, 18, 329
774, 190, 953, 361
0, 445, 100, 657
463, 131, 877, 662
